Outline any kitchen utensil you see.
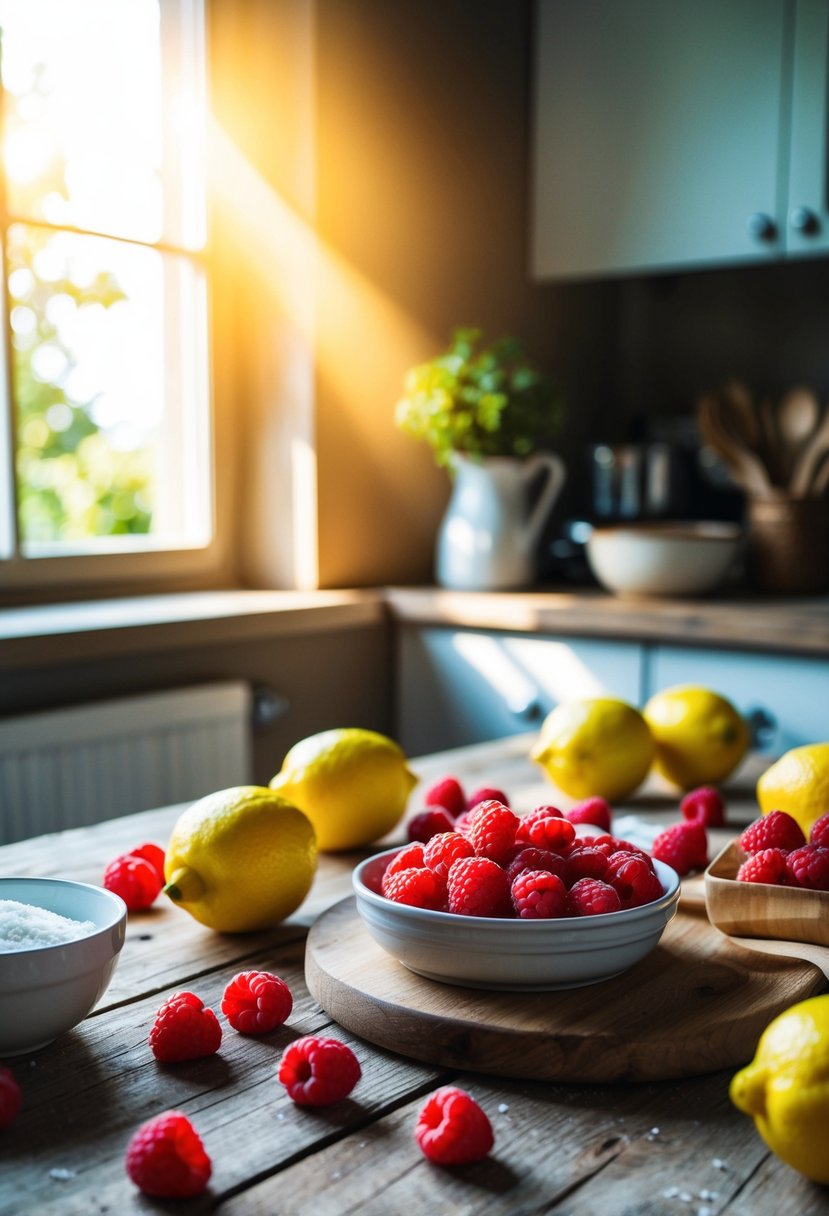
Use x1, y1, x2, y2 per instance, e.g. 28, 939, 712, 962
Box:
697, 394, 775, 497
305, 895, 826, 1082
777, 386, 821, 484
747, 495, 829, 592
790, 402, 829, 497
585, 520, 742, 598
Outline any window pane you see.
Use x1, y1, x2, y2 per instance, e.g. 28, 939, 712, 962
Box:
0, 0, 205, 250
8, 223, 211, 554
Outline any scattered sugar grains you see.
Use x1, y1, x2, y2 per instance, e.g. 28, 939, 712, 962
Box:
0, 900, 95, 952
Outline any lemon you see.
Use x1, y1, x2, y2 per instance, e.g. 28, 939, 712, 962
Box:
530, 697, 654, 802
757, 742, 829, 837
730, 994, 829, 1184
269, 728, 418, 851
163, 786, 317, 932
643, 684, 749, 790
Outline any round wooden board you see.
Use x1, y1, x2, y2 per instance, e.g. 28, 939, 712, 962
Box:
305, 896, 827, 1083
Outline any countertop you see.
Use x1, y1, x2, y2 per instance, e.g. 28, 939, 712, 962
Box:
1, 735, 827, 1215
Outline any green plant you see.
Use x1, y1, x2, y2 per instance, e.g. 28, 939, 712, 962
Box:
395, 327, 564, 468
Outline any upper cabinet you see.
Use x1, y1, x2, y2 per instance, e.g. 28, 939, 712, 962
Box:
531, 0, 829, 279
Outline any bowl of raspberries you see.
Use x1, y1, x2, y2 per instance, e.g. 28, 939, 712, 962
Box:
704, 810, 829, 947
353, 794, 680, 990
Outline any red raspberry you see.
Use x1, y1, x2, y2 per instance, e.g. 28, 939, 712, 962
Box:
511, 870, 568, 919
407, 807, 456, 843
809, 813, 829, 847
277, 1036, 361, 1106
125, 1110, 211, 1198
651, 821, 708, 876
103, 852, 163, 911
0, 1066, 22, 1129
447, 855, 511, 917
382, 843, 425, 893
383, 867, 447, 910
565, 797, 612, 832
423, 831, 475, 879
221, 971, 293, 1034
424, 776, 466, 818
505, 846, 568, 886
567, 878, 622, 916
467, 786, 509, 811
740, 811, 806, 854
604, 851, 663, 908
131, 842, 166, 881
564, 846, 609, 884
785, 844, 829, 891
466, 800, 520, 863
680, 786, 725, 827
149, 991, 222, 1063
736, 847, 789, 885
414, 1086, 494, 1165
515, 807, 575, 852
582, 833, 650, 862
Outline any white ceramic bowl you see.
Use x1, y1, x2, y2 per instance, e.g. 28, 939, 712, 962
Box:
0, 877, 127, 1055
586, 521, 742, 598
353, 847, 680, 991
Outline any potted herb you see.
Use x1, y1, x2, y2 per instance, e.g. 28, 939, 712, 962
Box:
395, 327, 567, 590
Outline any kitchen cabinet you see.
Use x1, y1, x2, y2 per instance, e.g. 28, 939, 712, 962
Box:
531, 0, 829, 279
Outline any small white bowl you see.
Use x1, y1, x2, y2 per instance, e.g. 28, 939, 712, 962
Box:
586, 521, 742, 598
353, 847, 680, 991
0, 877, 127, 1055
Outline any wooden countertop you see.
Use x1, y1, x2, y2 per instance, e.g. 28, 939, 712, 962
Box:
1, 736, 826, 1215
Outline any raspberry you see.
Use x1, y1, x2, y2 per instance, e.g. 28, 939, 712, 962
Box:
511, 870, 568, 919
567, 878, 622, 916
680, 786, 725, 827
424, 776, 466, 818
277, 1035, 361, 1106
407, 807, 456, 844
454, 810, 473, 836
515, 807, 575, 852
0, 1066, 22, 1129
423, 831, 475, 879
221, 970, 293, 1034
582, 833, 650, 862
651, 821, 708, 876
447, 855, 511, 917
131, 842, 166, 881
565, 797, 612, 832
103, 852, 163, 911
739, 811, 806, 855
785, 844, 829, 891
149, 991, 222, 1063
383, 866, 447, 910
564, 846, 609, 884
466, 800, 520, 863
414, 1086, 494, 1165
809, 813, 829, 847
505, 846, 568, 886
382, 843, 425, 893
736, 847, 789, 885
125, 1110, 211, 1198
604, 851, 663, 908
467, 786, 509, 811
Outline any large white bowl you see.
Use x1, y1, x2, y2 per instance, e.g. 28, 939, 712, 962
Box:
586, 521, 742, 598
0, 878, 127, 1055
353, 847, 680, 991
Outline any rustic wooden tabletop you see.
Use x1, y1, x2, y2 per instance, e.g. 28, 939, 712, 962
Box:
1, 735, 827, 1215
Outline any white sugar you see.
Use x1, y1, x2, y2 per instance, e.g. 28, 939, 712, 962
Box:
0, 899, 96, 952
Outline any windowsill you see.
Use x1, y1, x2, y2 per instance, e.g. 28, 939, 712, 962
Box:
0, 589, 386, 669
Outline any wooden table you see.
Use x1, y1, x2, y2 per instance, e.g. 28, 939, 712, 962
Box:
1, 736, 827, 1215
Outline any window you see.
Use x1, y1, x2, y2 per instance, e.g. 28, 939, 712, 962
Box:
0, 0, 214, 595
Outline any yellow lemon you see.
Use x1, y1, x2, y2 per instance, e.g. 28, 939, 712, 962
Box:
530, 697, 654, 802
269, 728, 417, 852
730, 994, 829, 1184
163, 786, 317, 932
642, 684, 749, 790
757, 742, 829, 837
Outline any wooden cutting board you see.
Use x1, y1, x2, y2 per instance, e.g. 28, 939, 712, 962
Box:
305, 896, 828, 1083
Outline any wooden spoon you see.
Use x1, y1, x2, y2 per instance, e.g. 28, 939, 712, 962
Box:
697, 394, 776, 498
777, 386, 820, 484
790, 403, 829, 496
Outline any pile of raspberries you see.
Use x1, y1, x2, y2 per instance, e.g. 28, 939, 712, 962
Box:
735, 810, 829, 889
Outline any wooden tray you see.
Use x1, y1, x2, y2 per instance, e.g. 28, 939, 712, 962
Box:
705, 839, 829, 948
305, 895, 828, 1083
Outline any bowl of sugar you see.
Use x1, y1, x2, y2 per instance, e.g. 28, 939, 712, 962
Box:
0, 877, 127, 1055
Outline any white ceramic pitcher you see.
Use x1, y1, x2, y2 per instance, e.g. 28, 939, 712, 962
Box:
435, 452, 567, 590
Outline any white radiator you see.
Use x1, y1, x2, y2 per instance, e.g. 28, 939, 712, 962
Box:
0, 682, 254, 845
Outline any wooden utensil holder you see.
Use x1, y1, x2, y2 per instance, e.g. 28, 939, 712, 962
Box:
747, 495, 829, 593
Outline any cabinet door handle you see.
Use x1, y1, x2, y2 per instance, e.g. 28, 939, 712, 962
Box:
789, 206, 820, 235
746, 212, 776, 241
